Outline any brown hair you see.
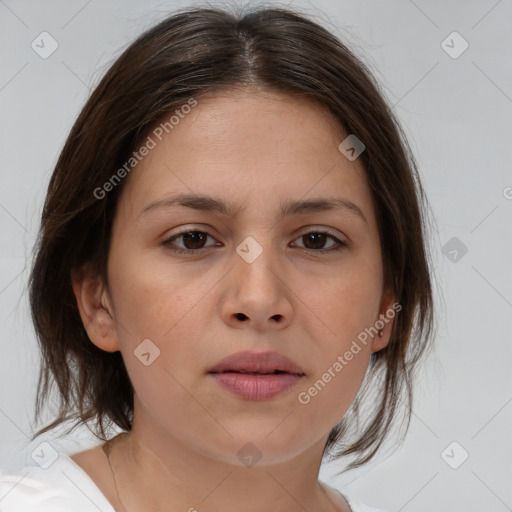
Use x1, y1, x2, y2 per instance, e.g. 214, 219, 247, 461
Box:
29, 3, 436, 472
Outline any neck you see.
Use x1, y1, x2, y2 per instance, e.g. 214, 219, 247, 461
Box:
104, 423, 343, 512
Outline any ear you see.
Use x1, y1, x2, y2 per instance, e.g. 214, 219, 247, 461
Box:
370, 287, 399, 354
71, 264, 120, 352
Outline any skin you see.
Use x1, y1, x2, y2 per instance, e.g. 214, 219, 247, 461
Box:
71, 87, 396, 512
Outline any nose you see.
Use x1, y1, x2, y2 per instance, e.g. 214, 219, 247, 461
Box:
221, 242, 293, 332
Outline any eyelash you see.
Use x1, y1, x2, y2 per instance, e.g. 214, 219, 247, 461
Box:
162, 229, 347, 255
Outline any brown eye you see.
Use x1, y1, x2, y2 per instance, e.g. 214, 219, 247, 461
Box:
291, 231, 346, 252
163, 229, 346, 255
163, 230, 217, 253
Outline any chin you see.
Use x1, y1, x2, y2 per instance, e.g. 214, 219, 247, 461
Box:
201, 428, 317, 467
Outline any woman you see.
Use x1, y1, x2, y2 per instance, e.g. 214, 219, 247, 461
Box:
0, 5, 435, 511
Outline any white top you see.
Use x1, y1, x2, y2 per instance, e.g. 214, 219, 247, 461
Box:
0, 453, 388, 512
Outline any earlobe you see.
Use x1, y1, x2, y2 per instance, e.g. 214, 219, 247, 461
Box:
371, 328, 389, 353
71, 265, 120, 353
370, 288, 398, 353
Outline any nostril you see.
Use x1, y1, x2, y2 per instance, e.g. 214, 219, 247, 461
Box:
235, 313, 248, 320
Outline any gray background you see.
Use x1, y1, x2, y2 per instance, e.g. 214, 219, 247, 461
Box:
1, 0, 511, 511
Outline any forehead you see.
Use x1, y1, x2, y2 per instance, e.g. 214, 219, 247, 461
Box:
116, 88, 376, 230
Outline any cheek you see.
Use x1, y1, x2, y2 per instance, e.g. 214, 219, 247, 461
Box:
107, 252, 219, 401
123, 358, 222, 457
297, 337, 371, 422
298, 262, 382, 349
291, 267, 380, 420
107, 248, 215, 342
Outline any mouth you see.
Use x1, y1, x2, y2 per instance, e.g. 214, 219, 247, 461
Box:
214, 370, 293, 375
207, 350, 306, 376
207, 351, 305, 400
209, 370, 303, 377
208, 370, 304, 400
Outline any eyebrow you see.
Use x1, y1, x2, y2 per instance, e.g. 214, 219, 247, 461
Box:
138, 192, 368, 225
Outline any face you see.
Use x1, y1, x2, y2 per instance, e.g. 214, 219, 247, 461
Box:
75, 87, 395, 466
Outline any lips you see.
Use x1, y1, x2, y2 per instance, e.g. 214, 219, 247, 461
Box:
208, 350, 305, 376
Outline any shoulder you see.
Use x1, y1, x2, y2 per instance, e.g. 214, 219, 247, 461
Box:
345, 495, 389, 512
322, 481, 389, 512
0, 451, 114, 512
